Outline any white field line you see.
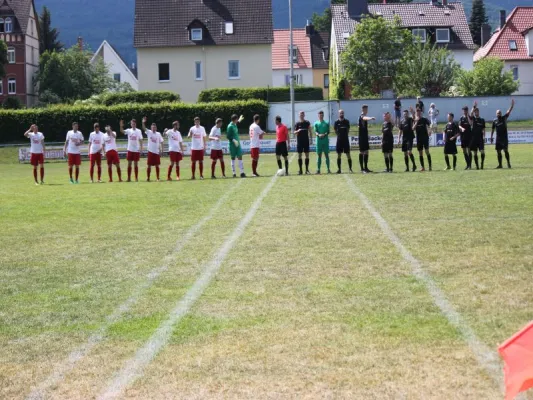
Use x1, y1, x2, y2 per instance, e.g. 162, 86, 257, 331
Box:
26, 179, 244, 400
343, 175, 504, 393
98, 155, 295, 400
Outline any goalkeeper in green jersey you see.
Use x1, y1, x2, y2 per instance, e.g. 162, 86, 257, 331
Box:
227, 114, 246, 178
314, 110, 331, 174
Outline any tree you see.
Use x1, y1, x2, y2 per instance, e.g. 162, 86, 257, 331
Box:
310, 0, 345, 32
39, 6, 63, 54
456, 57, 519, 96
396, 41, 461, 97
0, 41, 7, 80
469, 0, 488, 47
341, 15, 413, 96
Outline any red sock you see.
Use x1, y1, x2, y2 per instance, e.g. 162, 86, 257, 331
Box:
75, 167, 80, 181
211, 161, 216, 177
108, 166, 113, 182
134, 165, 139, 180
167, 165, 172, 179
147, 167, 151, 180
252, 160, 257, 174
155, 166, 160, 180
97, 164, 101, 180
199, 162, 203, 177
127, 165, 132, 180
33, 168, 38, 182
221, 161, 225, 176
117, 166, 122, 181
192, 162, 196, 178
90, 163, 95, 181
40, 167, 44, 181
69, 167, 73, 179
176, 165, 180, 178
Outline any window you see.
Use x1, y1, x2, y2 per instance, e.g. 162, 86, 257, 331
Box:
158, 63, 170, 81
511, 66, 518, 81
194, 61, 202, 80
323, 74, 329, 89
288, 46, 298, 63
191, 28, 202, 41
284, 74, 303, 85
225, 21, 234, 35
342, 32, 350, 39
0, 80, 3, 95
412, 28, 426, 43
7, 48, 15, 64
5, 17, 12, 33
436, 28, 450, 43
113, 73, 121, 82
509, 40, 518, 51
8, 78, 16, 94
0, 18, 4, 33
228, 60, 240, 79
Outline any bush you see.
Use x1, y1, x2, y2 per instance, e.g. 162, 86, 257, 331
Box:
198, 87, 323, 103
0, 100, 268, 143
3, 96, 23, 110
100, 91, 181, 106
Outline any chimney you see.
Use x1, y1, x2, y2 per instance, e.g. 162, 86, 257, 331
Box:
481, 23, 491, 46
347, 0, 368, 20
500, 10, 506, 29
305, 20, 315, 37
77, 36, 83, 51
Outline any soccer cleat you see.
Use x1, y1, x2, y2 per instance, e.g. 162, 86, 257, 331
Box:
35, 182, 40, 186
305, 170, 311, 175
349, 169, 354, 173
75, 180, 80, 184
240, 173, 246, 178
412, 166, 417, 172
496, 165, 503, 169
464, 166, 470, 170
191, 176, 196, 180
444, 167, 451, 171
298, 171, 303, 176
90, 180, 95, 183
336, 170, 341, 174
126, 179, 131, 182
389, 169, 393, 173
98, 180, 103, 183
200, 176, 204, 180
364, 168, 373, 173
176, 177, 180, 181
420, 168, 425, 172
70, 178, 74, 184
327, 170, 332, 174
233, 174, 237, 178
429, 166, 432, 171
211, 175, 216, 179
405, 168, 409, 172
316, 170, 321, 175
383, 169, 389, 173
253, 173, 260, 177
156, 179, 161, 182
167, 178, 172, 181
507, 164, 512, 169
40, 181, 45, 185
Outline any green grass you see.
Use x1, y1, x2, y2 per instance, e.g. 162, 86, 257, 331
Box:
0, 146, 532, 399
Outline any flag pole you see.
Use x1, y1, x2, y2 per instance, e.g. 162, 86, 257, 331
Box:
289, 0, 295, 139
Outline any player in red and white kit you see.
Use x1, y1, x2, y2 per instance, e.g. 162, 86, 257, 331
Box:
103, 125, 122, 182
188, 117, 207, 180
23, 124, 45, 185
63, 122, 84, 184
249, 114, 264, 177
120, 119, 143, 182
88, 123, 105, 183
142, 117, 164, 182
209, 118, 226, 179
163, 121, 184, 181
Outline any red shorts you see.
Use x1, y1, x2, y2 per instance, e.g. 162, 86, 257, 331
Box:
30, 153, 44, 166
191, 149, 204, 162
106, 150, 120, 165
251, 147, 260, 160
147, 152, 161, 166
169, 151, 183, 163
127, 151, 140, 162
210, 149, 224, 160
89, 153, 102, 164
68, 153, 81, 166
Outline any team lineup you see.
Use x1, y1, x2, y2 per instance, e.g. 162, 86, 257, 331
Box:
23, 98, 516, 184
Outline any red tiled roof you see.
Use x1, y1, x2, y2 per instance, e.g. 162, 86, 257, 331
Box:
272, 29, 312, 70
475, 7, 533, 61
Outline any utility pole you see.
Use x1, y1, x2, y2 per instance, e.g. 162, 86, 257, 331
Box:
289, 0, 295, 138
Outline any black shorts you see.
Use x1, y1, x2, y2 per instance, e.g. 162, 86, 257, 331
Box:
416, 135, 429, 151
461, 134, 471, 149
336, 138, 350, 154
469, 138, 484, 151
495, 139, 508, 151
382, 142, 394, 153
297, 140, 310, 154
276, 142, 289, 157
359, 136, 369, 152
444, 141, 457, 155
401, 138, 414, 152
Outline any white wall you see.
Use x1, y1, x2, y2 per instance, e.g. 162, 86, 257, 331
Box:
272, 69, 314, 87
98, 43, 138, 90
453, 49, 474, 71
267, 101, 336, 131
505, 61, 533, 95
25, 4, 39, 106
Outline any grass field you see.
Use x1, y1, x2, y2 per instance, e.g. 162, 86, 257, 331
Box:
1, 145, 532, 399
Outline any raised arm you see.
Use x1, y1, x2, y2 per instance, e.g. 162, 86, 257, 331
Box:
24, 125, 34, 138
141, 117, 147, 132
119, 120, 125, 135
506, 98, 515, 118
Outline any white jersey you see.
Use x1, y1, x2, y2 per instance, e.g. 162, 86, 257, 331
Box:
189, 125, 206, 151
428, 108, 439, 125
146, 131, 163, 154
209, 126, 223, 151
125, 128, 143, 152
167, 129, 183, 153
103, 132, 117, 152
66, 130, 84, 154
249, 123, 263, 149
89, 131, 104, 154
28, 132, 45, 154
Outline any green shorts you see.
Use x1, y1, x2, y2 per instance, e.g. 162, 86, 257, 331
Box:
230, 144, 242, 158
316, 139, 330, 154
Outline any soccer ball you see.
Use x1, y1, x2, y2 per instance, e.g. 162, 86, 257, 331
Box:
276, 169, 286, 177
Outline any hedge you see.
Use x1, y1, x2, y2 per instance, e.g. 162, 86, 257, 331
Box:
198, 87, 324, 103
98, 91, 181, 106
0, 100, 269, 143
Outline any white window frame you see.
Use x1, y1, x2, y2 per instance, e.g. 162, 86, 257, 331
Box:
509, 40, 518, 51
436, 28, 450, 43
511, 65, 518, 81
324, 74, 329, 89
225, 21, 234, 35
412, 28, 426, 43
195, 61, 203, 81
7, 47, 15, 64
191, 28, 203, 41
158, 63, 170, 82
113, 73, 121, 82
288, 46, 298, 63
8, 78, 16, 94
228, 60, 240, 80
5, 17, 12, 33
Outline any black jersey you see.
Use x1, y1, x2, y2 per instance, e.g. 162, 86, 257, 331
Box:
414, 117, 430, 138
295, 120, 311, 143
472, 117, 486, 139
394, 99, 401, 110
334, 118, 350, 141
492, 114, 509, 140
459, 115, 472, 135
382, 122, 394, 144
358, 114, 368, 137
444, 121, 459, 141
399, 117, 414, 140
416, 100, 425, 112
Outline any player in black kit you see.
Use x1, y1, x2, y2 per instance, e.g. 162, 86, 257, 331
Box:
358, 105, 376, 173
469, 102, 486, 169
334, 109, 352, 173
443, 113, 460, 171
397, 109, 417, 172
411, 107, 432, 172
491, 99, 515, 169
294, 111, 313, 175
459, 105, 473, 169
381, 112, 394, 173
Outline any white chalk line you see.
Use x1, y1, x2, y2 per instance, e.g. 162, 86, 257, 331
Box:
343, 175, 503, 393
98, 154, 295, 400
26, 179, 244, 400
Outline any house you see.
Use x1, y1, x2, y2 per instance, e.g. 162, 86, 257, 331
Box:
90, 40, 139, 91
134, 0, 273, 103
474, 7, 533, 95
330, 0, 475, 90
0, 0, 40, 107
272, 25, 330, 99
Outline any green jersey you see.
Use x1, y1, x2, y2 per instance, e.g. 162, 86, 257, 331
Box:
226, 122, 242, 158
314, 120, 330, 154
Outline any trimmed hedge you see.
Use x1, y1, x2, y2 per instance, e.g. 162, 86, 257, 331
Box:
0, 100, 268, 143
99, 91, 181, 106
198, 87, 324, 103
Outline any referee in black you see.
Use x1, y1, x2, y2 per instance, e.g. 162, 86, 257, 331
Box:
334, 109, 352, 173
294, 111, 312, 175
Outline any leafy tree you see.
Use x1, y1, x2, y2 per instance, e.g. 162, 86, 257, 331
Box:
39, 6, 63, 54
3, 96, 23, 109
396, 41, 461, 97
469, 0, 488, 47
456, 57, 519, 96
311, 8, 332, 32
0, 41, 7, 79
341, 15, 412, 96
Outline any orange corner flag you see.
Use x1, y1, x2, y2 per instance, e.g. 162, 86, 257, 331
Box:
499, 321, 533, 400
